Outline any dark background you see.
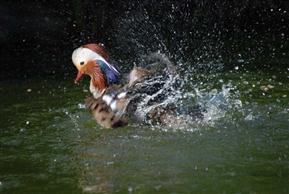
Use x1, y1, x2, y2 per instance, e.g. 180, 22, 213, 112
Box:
1, 0, 288, 80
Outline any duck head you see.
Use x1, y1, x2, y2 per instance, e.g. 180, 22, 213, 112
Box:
72, 43, 120, 96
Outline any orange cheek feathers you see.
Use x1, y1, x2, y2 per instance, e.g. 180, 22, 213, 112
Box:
92, 74, 107, 91
86, 61, 107, 91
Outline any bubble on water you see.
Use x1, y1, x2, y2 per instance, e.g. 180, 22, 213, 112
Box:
20, 128, 26, 132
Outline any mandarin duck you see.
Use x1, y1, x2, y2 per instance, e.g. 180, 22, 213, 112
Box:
72, 43, 120, 98
72, 43, 129, 128
72, 45, 202, 128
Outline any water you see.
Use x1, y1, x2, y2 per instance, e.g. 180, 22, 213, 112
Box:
1, 0, 289, 193
0, 64, 288, 193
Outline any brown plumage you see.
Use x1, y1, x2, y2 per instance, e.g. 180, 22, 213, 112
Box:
85, 96, 128, 129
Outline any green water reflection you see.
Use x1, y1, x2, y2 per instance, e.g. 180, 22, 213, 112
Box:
0, 68, 288, 194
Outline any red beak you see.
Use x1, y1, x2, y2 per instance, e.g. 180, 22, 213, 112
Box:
74, 71, 84, 84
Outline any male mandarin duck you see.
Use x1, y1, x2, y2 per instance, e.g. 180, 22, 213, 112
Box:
72, 43, 129, 128
72, 45, 202, 128
72, 43, 120, 98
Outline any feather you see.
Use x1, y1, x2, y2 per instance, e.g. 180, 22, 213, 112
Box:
96, 59, 120, 85
85, 96, 128, 128
82, 43, 110, 61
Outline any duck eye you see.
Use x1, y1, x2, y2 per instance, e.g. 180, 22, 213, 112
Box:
80, 61, 85, 65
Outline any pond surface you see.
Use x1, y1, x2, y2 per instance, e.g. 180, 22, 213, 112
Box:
0, 66, 289, 194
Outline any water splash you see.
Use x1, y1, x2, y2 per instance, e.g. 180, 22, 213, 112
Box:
100, 1, 289, 131
124, 54, 245, 131
194, 83, 243, 123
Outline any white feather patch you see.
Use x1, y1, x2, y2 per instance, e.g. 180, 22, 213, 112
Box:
102, 95, 113, 105
117, 92, 127, 99
110, 100, 117, 111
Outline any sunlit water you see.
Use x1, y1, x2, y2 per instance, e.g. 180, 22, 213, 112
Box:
0, 64, 288, 193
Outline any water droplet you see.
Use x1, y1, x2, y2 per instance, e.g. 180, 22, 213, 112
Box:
260, 86, 269, 92
245, 113, 254, 121
267, 84, 274, 89
128, 187, 133, 192
78, 103, 85, 109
